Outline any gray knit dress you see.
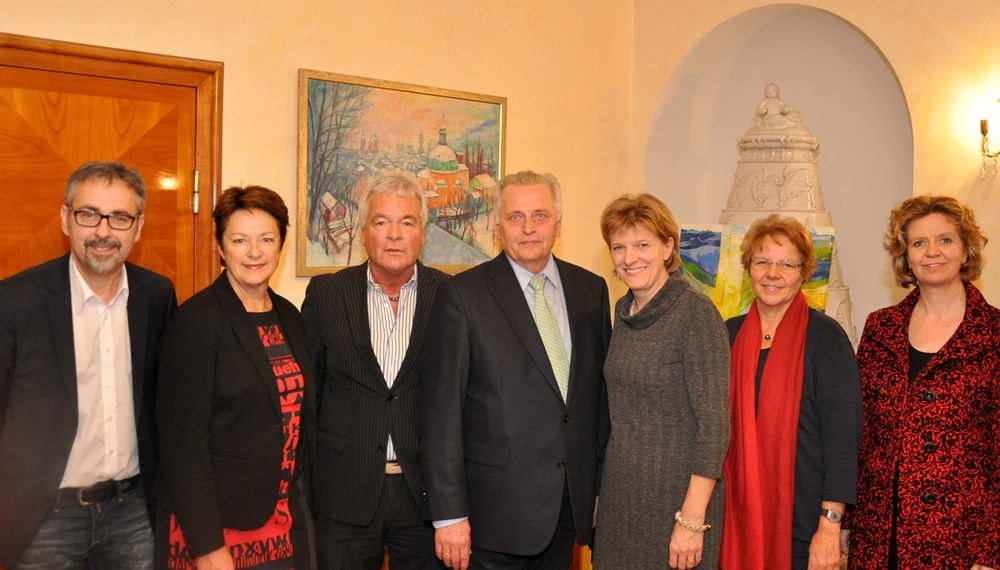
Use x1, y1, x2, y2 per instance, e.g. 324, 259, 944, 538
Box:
593, 274, 730, 569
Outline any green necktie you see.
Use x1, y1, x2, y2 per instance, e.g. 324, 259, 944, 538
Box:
529, 274, 569, 401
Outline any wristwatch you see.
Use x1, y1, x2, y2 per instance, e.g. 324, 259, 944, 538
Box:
820, 508, 843, 524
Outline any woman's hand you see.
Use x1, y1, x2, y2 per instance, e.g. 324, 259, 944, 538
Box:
971, 565, 997, 570
669, 474, 717, 569
196, 546, 235, 570
669, 523, 705, 569
808, 524, 842, 570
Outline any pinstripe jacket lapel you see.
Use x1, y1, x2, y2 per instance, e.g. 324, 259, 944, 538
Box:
345, 262, 389, 393
392, 262, 440, 391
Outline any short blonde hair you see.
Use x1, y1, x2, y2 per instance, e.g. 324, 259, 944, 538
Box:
599, 193, 681, 272
740, 214, 817, 280
883, 195, 987, 288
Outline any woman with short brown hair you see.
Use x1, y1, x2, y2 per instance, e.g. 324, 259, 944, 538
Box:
155, 186, 314, 570
594, 193, 730, 570
721, 214, 861, 570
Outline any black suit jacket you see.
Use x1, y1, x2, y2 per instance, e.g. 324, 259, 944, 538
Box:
0, 254, 176, 567
302, 261, 447, 525
419, 254, 611, 555
153, 272, 316, 557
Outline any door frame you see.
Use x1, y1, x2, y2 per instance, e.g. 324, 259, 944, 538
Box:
0, 31, 223, 292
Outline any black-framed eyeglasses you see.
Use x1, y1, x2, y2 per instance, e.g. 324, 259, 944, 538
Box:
750, 257, 802, 273
71, 209, 140, 230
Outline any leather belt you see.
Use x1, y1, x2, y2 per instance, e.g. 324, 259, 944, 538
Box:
57, 474, 141, 506
385, 461, 403, 475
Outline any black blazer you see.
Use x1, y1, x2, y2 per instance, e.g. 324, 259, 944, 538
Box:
0, 254, 176, 567
419, 254, 612, 555
302, 261, 447, 525
154, 272, 316, 557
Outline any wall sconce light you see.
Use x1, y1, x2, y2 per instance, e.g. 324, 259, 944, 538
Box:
980, 99, 1000, 178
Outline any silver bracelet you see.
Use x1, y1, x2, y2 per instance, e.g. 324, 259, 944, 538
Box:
674, 510, 712, 532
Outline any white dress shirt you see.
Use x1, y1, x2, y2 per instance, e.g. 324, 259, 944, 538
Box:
60, 256, 139, 488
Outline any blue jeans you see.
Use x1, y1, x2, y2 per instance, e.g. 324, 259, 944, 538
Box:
12, 484, 154, 569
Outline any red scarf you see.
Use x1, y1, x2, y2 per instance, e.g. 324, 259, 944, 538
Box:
720, 292, 809, 570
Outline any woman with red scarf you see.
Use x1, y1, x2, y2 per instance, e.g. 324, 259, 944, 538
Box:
720, 215, 862, 570
848, 196, 999, 570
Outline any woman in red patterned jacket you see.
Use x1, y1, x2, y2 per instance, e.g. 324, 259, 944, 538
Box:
849, 195, 999, 570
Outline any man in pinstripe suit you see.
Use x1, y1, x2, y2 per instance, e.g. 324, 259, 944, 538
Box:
302, 171, 447, 569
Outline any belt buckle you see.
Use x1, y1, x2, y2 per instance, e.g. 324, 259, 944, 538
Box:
76, 486, 95, 507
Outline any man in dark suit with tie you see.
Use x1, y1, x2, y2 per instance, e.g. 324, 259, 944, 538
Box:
420, 170, 612, 570
303, 170, 447, 569
0, 161, 176, 569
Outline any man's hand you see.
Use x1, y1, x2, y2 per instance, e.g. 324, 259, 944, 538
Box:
435, 519, 472, 570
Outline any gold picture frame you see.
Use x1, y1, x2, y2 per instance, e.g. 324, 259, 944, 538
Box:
297, 69, 506, 276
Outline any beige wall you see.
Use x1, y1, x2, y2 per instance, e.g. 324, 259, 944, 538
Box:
633, 0, 1000, 308
6, 0, 1000, 309
1, 0, 633, 306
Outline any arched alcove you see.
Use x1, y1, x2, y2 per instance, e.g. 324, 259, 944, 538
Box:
645, 3, 912, 332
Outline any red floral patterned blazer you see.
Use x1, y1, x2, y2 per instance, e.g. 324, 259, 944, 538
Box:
850, 282, 1000, 569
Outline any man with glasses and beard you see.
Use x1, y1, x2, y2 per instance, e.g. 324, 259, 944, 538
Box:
0, 161, 176, 569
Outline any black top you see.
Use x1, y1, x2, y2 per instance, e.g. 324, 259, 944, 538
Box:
907, 344, 934, 383
755, 348, 770, 411
727, 309, 863, 544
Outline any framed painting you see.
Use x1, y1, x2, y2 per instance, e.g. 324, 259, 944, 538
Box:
679, 223, 834, 319
297, 69, 506, 276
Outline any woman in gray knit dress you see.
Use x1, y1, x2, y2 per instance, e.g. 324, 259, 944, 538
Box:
593, 194, 730, 569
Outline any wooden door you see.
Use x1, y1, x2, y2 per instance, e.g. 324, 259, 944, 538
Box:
0, 33, 222, 302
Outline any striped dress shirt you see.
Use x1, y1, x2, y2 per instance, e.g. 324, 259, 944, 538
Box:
367, 265, 418, 461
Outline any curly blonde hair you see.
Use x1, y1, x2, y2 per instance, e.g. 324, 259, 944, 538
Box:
883, 195, 987, 288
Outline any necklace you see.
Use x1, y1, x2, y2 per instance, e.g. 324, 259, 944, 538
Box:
387, 295, 399, 302
764, 333, 774, 341
237, 292, 271, 312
